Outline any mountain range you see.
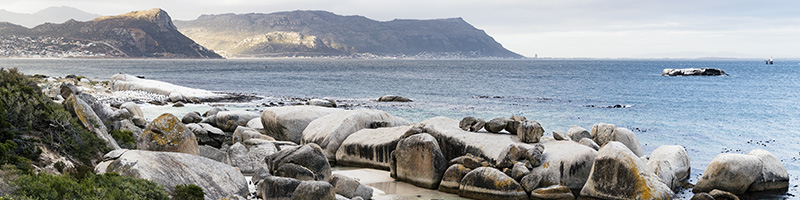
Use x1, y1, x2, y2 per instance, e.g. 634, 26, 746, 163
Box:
0, 7, 522, 59
174, 11, 522, 58
0, 6, 100, 28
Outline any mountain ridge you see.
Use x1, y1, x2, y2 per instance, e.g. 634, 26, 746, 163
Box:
0, 6, 100, 28
0, 8, 221, 58
175, 10, 523, 58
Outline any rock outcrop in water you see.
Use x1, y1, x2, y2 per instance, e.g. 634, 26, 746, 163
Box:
662, 68, 726, 76
174, 10, 523, 58
694, 149, 789, 194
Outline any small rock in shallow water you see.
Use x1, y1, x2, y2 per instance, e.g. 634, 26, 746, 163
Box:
377, 95, 412, 102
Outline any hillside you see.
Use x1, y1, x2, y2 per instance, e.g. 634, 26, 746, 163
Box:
174, 10, 523, 58
0, 6, 100, 28
0, 8, 221, 58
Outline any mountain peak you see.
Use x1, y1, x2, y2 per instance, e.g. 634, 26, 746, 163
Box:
95, 8, 175, 31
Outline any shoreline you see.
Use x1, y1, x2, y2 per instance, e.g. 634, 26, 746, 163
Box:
31, 70, 792, 198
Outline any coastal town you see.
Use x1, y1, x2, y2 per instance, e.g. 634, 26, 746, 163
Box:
0, 35, 121, 58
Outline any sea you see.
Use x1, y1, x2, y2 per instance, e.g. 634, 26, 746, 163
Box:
4, 58, 799, 199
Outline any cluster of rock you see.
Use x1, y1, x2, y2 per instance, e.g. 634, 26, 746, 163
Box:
50, 75, 791, 200
253, 143, 373, 199
662, 68, 727, 76
332, 115, 686, 200
59, 82, 150, 150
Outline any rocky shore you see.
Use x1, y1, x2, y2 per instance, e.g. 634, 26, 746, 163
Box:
36, 73, 789, 200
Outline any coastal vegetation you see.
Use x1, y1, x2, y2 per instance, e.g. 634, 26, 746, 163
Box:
0, 68, 107, 172
0, 68, 172, 199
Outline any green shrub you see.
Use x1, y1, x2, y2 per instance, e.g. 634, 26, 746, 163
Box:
10, 172, 169, 200
0, 68, 109, 172
172, 184, 204, 200
110, 129, 136, 149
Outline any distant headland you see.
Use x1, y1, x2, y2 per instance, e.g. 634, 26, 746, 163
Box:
0, 8, 523, 59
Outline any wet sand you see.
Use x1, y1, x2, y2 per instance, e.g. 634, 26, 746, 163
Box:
332, 167, 468, 200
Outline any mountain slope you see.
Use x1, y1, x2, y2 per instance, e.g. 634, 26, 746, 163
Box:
174, 10, 523, 58
0, 6, 100, 28
0, 8, 221, 58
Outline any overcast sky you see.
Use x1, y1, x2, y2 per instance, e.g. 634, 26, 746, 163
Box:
2, 0, 798, 58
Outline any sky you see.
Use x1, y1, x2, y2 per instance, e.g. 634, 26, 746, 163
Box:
1, 0, 799, 58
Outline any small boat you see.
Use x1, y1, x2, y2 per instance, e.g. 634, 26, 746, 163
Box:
766, 57, 773, 65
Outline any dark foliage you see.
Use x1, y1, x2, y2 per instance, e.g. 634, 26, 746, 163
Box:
172, 184, 204, 200
0, 68, 108, 172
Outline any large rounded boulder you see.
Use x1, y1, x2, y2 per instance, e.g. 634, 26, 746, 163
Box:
265, 143, 332, 181
329, 174, 373, 199
186, 123, 226, 148
302, 109, 409, 161
390, 133, 448, 189
213, 110, 261, 132
95, 149, 248, 200
136, 113, 199, 155
747, 149, 790, 192
580, 141, 672, 199
590, 123, 644, 156
439, 164, 472, 194
229, 139, 278, 174
567, 125, 591, 142
648, 145, 690, 182
528, 141, 596, 190
693, 153, 762, 194
517, 120, 544, 143
335, 126, 412, 169
458, 167, 527, 200
261, 106, 343, 143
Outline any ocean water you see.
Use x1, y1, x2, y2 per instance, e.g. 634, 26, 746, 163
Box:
4, 58, 800, 198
